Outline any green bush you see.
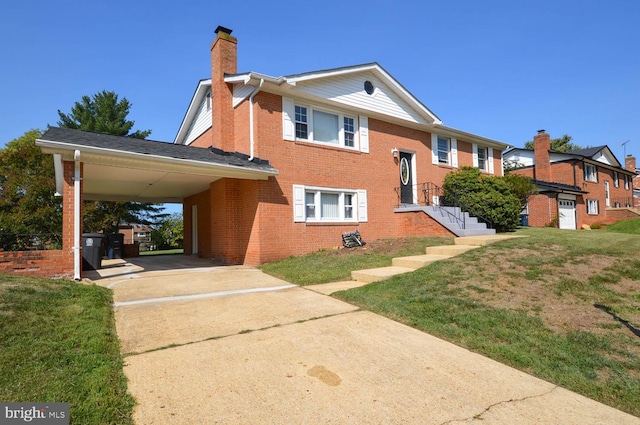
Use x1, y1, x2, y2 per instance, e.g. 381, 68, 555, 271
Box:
443, 167, 526, 232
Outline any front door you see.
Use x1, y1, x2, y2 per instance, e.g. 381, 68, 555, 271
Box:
558, 200, 576, 230
399, 151, 414, 204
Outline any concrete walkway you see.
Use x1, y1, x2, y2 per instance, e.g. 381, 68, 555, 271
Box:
91, 254, 640, 424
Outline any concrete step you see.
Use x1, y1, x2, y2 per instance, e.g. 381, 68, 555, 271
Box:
351, 266, 415, 283
426, 245, 479, 256
455, 234, 524, 246
392, 254, 451, 269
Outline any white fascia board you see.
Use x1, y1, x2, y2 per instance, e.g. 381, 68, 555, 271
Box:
36, 139, 278, 180
225, 72, 287, 86
174, 79, 212, 145
285, 64, 379, 83
430, 124, 511, 150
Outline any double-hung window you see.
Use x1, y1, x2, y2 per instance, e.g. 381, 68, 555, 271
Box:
613, 171, 619, 188
586, 199, 599, 215
437, 137, 450, 165
294, 185, 367, 223
477, 146, 487, 171
624, 174, 631, 190
584, 163, 597, 182
295, 106, 308, 140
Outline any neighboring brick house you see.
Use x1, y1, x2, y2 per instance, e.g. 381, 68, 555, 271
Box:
504, 130, 638, 229
31, 26, 510, 278
628, 155, 640, 209
118, 224, 153, 246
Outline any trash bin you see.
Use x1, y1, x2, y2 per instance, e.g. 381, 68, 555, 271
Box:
519, 214, 529, 227
107, 233, 125, 259
82, 233, 106, 270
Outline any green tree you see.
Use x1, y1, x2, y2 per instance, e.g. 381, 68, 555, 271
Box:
524, 134, 582, 152
152, 213, 184, 250
0, 130, 62, 249
442, 167, 523, 232
57, 90, 151, 139
57, 90, 165, 234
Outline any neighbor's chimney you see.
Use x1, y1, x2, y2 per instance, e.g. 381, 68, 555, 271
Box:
211, 25, 237, 151
625, 154, 636, 172
533, 129, 551, 182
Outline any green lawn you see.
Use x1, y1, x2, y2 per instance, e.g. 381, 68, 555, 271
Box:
0, 276, 134, 424
259, 237, 453, 285
139, 248, 184, 256
607, 217, 640, 235
260, 227, 640, 417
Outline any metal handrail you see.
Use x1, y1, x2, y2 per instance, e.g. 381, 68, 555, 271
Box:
395, 182, 494, 229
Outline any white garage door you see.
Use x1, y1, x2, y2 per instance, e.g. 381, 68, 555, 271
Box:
559, 200, 576, 230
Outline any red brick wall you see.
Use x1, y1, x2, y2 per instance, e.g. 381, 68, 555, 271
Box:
0, 161, 77, 279
526, 193, 557, 227
180, 91, 490, 265
0, 250, 71, 278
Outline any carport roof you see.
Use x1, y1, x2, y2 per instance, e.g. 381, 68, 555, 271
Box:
37, 127, 278, 203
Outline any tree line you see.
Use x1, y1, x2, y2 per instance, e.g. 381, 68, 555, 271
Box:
0, 91, 181, 251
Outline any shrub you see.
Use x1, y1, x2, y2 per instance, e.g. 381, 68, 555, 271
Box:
443, 167, 524, 232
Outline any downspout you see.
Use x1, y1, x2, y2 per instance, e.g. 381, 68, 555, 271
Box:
248, 78, 265, 161
73, 150, 81, 281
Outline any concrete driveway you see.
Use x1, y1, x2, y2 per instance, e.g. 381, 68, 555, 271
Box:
91, 256, 640, 425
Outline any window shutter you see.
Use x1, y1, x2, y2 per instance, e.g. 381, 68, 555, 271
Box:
431, 134, 438, 164
359, 116, 369, 153
293, 185, 305, 222
488, 147, 494, 174
583, 163, 587, 181
282, 97, 295, 141
357, 190, 368, 222
451, 138, 458, 168
472, 143, 479, 167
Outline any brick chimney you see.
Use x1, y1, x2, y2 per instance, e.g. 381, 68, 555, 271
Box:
210, 26, 237, 151
533, 130, 551, 182
625, 154, 636, 172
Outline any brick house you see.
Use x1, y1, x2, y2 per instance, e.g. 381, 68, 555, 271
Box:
504, 130, 638, 229
28, 26, 510, 279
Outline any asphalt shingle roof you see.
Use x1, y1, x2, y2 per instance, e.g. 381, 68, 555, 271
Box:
40, 127, 276, 173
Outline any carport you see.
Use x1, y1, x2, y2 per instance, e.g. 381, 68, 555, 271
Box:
36, 127, 278, 280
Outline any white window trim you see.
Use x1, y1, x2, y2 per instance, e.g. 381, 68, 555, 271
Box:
605, 181, 610, 207
584, 163, 597, 183
624, 174, 631, 190
586, 199, 599, 215
282, 97, 368, 153
613, 171, 619, 188
431, 134, 458, 167
473, 144, 493, 173
293, 185, 367, 223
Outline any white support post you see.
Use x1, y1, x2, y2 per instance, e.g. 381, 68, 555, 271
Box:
73, 150, 81, 281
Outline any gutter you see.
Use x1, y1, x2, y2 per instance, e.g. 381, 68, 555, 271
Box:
73, 150, 81, 281
248, 78, 265, 161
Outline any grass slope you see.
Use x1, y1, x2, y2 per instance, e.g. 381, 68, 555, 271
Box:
0, 276, 134, 424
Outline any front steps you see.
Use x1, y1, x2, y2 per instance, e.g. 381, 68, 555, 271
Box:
396, 205, 496, 237
349, 235, 523, 283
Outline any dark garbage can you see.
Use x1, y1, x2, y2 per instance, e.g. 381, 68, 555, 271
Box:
107, 233, 125, 259
82, 233, 106, 270
519, 214, 529, 227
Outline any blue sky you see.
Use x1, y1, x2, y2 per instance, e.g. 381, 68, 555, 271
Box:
1, 1, 639, 198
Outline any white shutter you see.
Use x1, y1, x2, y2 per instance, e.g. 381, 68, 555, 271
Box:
451, 138, 458, 168
488, 147, 494, 174
431, 134, 438, 164
357, 190, 368, 222
293, 185, 305, 222
472, 143, 479, 167
359, 116, 369, 153
282, 97, 295, 141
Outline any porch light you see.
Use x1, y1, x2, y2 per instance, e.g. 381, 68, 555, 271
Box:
391, 148, 399, 158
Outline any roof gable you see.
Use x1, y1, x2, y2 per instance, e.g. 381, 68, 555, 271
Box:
226, 63, 442, 127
